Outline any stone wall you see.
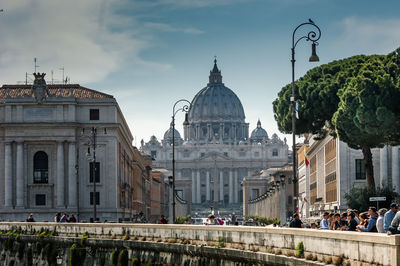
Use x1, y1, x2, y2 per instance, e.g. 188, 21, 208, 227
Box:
0, 222, 399, 265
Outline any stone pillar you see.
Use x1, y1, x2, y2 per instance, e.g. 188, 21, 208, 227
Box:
380, 146, 388, 187
57, 141, 65, 207
206, 171, 210, 201
219, 123, 223, 141
234, 170, 239, 203
393, 146, 400, 194
207, 124, 211, 140
68, 141, 77, 207
219, 171, 223, 202
191, 170, 196, 203
229, 170, 233, 204
196, 170, 201, 203
4, 143, 13, 207
16, 142, 24, 207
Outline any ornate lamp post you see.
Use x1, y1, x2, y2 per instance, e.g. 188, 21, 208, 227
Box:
171, 99, 191, 224
82, 127, 107, 222
291, 19, 321, 216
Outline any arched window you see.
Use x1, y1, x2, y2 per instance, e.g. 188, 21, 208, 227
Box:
33, 151, 48, 184
272, 149, 278, 157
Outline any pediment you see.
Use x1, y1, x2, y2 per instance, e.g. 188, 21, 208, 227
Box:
199, 151, 231, 162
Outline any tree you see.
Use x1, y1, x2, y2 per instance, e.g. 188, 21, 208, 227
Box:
273, 50, 400, 189
273, 54, 382, 138
332, 57, 399, 188
345, 186, 398, 212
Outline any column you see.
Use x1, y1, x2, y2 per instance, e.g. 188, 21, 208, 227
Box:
16, 142, 24, 207
196, 170, 201, 203
234, 170, 238, 203
191, 170, 196, 203
206, 171, 210, 201
219, 171, 223, 202
229, 170, 233, 204
380, 146, 388, 187
4, 143, 13, 207
393, 146, 400, 194
57, 141, 65, 207
68, 141, 77, 207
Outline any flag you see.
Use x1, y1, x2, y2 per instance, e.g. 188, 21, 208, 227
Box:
304, 149, 310, 167
303, 197, 308, 203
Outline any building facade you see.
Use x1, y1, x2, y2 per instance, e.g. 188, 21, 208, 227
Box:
297, 134, 400, 218
142, 60, 289, 211
0, 73, 140, 222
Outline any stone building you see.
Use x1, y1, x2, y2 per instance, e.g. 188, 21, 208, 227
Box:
297, 134, 400, 218
243, 163, 293, 223
0, 73, 139, 222
142, 60, 289, 212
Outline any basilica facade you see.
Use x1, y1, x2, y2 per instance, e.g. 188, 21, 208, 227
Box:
142, 60, 290, 207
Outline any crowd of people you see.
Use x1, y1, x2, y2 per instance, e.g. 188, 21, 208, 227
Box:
289, 203, 400, 234
25, 212, 77, 223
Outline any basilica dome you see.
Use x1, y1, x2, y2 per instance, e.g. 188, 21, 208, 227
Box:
163, 123, 182, 141
187, 59, 245, 123
250, 120, 268, 141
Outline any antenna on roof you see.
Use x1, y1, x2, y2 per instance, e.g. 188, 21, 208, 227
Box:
59, 67, 64, 84
34, 58, 39, 73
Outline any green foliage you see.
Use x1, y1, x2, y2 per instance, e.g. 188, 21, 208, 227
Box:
146, 259, 153, 266
174, 214, 191, 224
296, 241, 304, 258
131, 258, 140, 266
216, 236, 225, 248
244, 216, 280, 225
35, 241, 42, 255
118, 249, 129, 266
99, 255, 106, 266
70, 243, 86, 266
80, 232, 89, 246
345, 185, 398, 212
110, 249, 119, 266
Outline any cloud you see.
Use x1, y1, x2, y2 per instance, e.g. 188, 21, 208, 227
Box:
0, 0, 169, 85
340, 17, 400, 55
144, 22, 204, 35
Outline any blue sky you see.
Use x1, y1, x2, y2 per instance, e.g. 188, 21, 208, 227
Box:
1, 0, 400, 147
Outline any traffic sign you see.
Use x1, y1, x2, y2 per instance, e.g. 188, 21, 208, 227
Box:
369, 197, 386, 202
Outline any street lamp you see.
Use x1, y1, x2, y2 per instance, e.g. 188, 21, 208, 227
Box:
171, 99, 191, 224
291, 19, 321, 215
82, 127, 107, 222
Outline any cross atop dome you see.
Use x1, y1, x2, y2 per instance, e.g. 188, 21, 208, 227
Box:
257, 119, 261, 128
209, 57, 222, 84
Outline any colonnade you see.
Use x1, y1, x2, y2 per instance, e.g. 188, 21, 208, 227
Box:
190, 168, 241, 204
3, 141, 77, 208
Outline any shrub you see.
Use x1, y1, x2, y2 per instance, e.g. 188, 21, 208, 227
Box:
216, 237, 225, 248
295, 241, 304, 258
131, 257, 139, 266
118, 249, 129, 266
110, 249, 119, 266
70, 243, 86, 266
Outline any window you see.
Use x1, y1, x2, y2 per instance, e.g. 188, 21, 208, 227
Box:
200, 152, 205, 157
254, 152, 260, 157
33, 151, 48, 184
272, 149, 278, 157
90, 109, 99, 120
251, 189, 259, 199
90, 192, 100, 205
224, 152, 228, 157
35, 194, 46, 206
89, 162, 100, 183
355, 159, 366, 180
150, 150, 157, 159
176, 190, 184, 199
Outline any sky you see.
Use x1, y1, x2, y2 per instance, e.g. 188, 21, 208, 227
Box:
1, 0, 400, 148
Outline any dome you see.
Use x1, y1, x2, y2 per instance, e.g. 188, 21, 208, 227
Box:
163, 124, 182, 141
187, 59, 245, 123
250, 120, 268, 140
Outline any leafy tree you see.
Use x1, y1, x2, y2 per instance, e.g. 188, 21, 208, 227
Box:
332, 57, 399, 188
345, 186, 398, 212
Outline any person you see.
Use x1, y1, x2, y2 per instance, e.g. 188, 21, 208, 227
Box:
231, 213, 237, 225
353, 210, 360, 224
289, 213, 304, 228
54, 212, 61, 223
26, 213, 35, 222
357, 207, 378, 232
69, 214, 77, 223
340, 213, 348, 227
160, 215, 168, 224
310, 222, 317, 229
376, 208, 387, 233
358, 212, 369, 229
388, 211, 400, 235
346, 212, 358, 231
206, 214, 220, 225
384, 203, 398, 232
320, 212, 329, 230
60, 213, 68, 223
330, 213, 341, 230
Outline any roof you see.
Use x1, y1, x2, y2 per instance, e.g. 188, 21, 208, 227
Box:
0, 84, 114, 100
